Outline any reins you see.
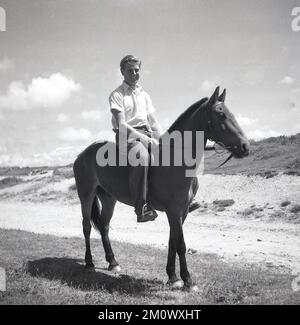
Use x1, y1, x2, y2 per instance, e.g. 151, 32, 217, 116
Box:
205, 108, 233, 169
204, 143, 233, 169
216, 152, 233, 168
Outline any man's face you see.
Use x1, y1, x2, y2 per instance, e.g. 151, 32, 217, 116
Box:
121, 62, 140, 87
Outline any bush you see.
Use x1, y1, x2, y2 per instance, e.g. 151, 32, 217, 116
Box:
53, 167, 74, 179
0, 177, 23, 189
289, 204, 300, 214
280, 200, 291, 207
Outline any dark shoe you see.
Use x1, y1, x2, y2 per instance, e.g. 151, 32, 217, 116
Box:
136, 204, 158, 223
188, 200, 201, 213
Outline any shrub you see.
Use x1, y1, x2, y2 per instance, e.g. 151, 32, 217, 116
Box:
0, 177, 23, 189
280, 200, 291, 207
289, 204, 300, 214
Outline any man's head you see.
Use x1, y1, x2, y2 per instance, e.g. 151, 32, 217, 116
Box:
120, 55, 141, 88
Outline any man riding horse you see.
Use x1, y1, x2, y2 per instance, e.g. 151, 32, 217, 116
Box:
109, 55, 200, 222
74, 74, 250, 289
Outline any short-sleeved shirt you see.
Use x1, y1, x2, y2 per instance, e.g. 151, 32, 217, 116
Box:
109, 82, 155, 130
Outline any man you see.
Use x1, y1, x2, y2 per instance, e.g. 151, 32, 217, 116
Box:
109, 55, 161, 222
109, 55, 200, 223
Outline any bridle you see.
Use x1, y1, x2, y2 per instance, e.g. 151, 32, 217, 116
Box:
205, 106, 234, 168
157, 104, 234, 168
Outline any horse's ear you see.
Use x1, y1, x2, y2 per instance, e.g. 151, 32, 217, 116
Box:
207, 86, 220, 106
218, 89, 226, 102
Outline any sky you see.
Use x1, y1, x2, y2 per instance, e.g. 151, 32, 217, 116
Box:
0, 0, 300, 166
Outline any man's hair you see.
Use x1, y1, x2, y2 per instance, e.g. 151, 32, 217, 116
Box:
120, 55, 141, 71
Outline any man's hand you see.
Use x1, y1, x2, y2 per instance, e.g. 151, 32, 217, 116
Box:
137, 135, 159, 149
148, 113, 162, 138
149, 138, 159, 149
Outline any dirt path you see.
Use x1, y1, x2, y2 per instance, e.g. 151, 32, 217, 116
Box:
0, 173, 299, 274
0, 198, 299, 275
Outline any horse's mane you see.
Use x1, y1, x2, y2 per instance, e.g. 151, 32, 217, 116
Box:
168, 97, 208, 132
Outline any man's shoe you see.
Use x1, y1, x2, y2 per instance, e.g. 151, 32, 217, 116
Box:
137, 204, 158, 223
188, 200, 201, 213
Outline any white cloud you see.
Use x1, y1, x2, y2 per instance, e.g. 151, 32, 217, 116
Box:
0, 57, 14, 71
50, 146, 73, 154
0, 146, 82, 167
57, 113, 69, 123
0, 73, 81, 110
0, 136, 116, 167
247, 128, 281, 141
279, 76, 294, 85
236, 114, 258, 127
47, 146, 77, 164
93, 130, 115, 142
0, 153, 26, 167
81, 110, 102, 121
57, 127, 92, 142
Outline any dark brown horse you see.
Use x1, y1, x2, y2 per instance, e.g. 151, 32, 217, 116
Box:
73, 87, 249, 291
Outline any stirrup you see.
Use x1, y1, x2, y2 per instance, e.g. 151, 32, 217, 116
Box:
137, 203, 158, 222
142, 203, 148, 218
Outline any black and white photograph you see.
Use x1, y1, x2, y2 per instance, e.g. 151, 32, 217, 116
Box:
0, 0, 299, 309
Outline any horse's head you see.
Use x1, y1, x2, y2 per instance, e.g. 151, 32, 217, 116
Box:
205, 87, 249, 158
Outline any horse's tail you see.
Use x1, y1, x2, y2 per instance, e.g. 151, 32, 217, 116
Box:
90, 196, 102, 234
90, 187, 116, 234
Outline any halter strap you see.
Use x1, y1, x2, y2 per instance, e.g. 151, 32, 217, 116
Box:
205, 106, 233, 169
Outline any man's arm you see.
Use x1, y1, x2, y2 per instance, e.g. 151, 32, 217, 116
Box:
111, 109, 153, 147
147, 112, 162, 140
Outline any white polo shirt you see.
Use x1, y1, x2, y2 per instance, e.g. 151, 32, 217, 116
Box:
109, 82, 155, 130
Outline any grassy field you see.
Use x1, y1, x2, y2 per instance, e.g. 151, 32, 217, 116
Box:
0, 228, 299, 305
205, 133, 300, 176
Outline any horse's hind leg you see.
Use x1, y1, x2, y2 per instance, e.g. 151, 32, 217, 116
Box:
92, 189, 119, 272
80, 193, 95, 268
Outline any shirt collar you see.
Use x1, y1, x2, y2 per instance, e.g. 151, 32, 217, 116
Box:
122, 81, 142, 94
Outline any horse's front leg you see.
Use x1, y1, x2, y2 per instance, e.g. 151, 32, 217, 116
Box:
166, 231, 184, 289
167, 213, 198, 292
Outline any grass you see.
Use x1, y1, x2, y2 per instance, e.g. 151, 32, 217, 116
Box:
204, 133, 300, 175
0, 228, 299, 305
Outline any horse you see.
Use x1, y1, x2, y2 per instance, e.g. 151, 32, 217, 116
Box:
73, 86, 250, 292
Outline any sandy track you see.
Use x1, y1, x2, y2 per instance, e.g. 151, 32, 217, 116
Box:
0, 200, 299, 275
0, 173, 299, 274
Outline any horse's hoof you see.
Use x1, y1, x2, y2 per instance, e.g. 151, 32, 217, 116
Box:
108, 265, 121, 273
184, 284, 199, 293
167, 280, 184, 290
